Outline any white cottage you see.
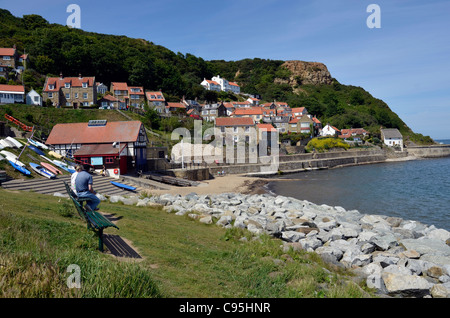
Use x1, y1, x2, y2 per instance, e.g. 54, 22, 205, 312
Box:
321, 124, 341, 137
381, 128, 403, 151
26, 89, 42, 106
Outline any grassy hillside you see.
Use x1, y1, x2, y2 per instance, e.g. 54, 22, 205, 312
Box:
0, 8, 433, 143
0, 188, 373, 298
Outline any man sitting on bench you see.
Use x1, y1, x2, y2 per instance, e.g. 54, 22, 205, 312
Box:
74, 164, 101, 211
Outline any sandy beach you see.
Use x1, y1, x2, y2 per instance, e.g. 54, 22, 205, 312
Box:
144, 174, 273, 197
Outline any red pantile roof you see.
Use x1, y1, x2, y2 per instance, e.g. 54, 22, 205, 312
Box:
257, 124, 277, 132
111, 82, 128, 91
215, 117, 255, 127
46, 121, 144, 145
146, 91, 165, 101
0, 84, 25, 93
44, 76, 95, 92
0, 48, 15, 56
233, 107, 263, 116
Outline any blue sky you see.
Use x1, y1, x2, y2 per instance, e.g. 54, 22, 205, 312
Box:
2, 0, 450, 139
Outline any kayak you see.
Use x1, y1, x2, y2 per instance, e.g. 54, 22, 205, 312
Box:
48, 151, 62, 159
27, 145, 45, 156
29, 162, 56, 179
6, 137, 23, 148
0, 139, 15, 148
40, 162, 62, 175
52, 160, 76, 174
0, 150, 25, 167
8, 160, 31, 175
28, 138, 49, 150
111, 181, 136, 191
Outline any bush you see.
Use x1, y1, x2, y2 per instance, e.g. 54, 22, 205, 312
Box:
305, 137, 350, 153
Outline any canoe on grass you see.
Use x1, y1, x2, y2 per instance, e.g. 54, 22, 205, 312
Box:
6, 137, 23, 148
0, 151, 25, 167
28, 138, 49, 150
8, 160, 31, 175
29, 162, 56, 179
27, 145, 45, 156
48, 151, 62, 159
40, 162, 62, 175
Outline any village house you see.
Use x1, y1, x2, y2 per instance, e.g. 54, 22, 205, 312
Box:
110, 82, 145, 109
96, 82, 108, 95
201, 103, 227, 122
97, 94, 121, 109
187, 108, 202, 120
339, 128, 370, 141
201, 75, 241, 94
214, 117, 256, 145
200, 79, 221, 92
45, 120, 149, 176
321, 124, 341, 137
381, 128, 403, 151
256, 123, 277, 148
232, 107, 264, 123
0, 84, 25, 104
42, 74, 96, 108
146, 91, 167, 114
247, 97, 260, 106
288, 115, 314, 135
0, 46, 18, 78
270, 115, 290, 134
291, 107, 308, 118
26, 89, 42, 106
166, 102, 186, 115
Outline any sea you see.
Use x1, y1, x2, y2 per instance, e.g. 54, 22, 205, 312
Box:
267, 139, 450, 231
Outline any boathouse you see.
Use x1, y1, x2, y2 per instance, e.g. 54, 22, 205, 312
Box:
45, 120, 148, 176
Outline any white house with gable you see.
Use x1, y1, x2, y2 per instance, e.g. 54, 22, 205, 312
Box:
381, 128, 403, 151
26, 89, 42, 106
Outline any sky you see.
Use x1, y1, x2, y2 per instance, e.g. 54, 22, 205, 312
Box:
1, 0, 449, 139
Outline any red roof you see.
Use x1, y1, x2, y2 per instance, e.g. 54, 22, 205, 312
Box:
46, 121, 145, 145
215, 117, 255, 127
257, 124, 277, 132
166, 102, 186, 108
291, 107, 306, 113
128, 86, 144, 95
233, 107, 263, 116
111, 82, 128, 91
0, 48, 15, 56
44, 76, 95, 92
0, 84, 25, 93
146, 91, 165, 101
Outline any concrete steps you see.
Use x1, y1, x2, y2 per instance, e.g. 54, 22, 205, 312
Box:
1, 174, 144, 197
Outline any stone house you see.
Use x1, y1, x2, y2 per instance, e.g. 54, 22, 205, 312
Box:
42, 74, 96, 108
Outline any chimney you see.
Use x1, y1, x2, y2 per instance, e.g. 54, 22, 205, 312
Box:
79, 73, 82, 79
60, 72, 63, 79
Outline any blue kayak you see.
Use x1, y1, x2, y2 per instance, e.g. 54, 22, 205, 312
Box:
27, 145, 45, 156
111, 181, 136, 191
9, 160, 31, 176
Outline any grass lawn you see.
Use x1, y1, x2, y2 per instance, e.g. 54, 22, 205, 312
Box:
0, 188, 374, 298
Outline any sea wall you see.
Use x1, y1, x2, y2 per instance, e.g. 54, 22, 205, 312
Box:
208, 149, 388, 176
407, 145, 450, 158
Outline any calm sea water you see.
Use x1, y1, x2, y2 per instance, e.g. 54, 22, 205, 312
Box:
268, 140, 450, 231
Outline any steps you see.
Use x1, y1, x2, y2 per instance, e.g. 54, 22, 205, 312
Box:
1, 174, 145, 196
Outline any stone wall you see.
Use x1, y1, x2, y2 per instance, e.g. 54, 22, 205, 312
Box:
407, 145, 450, 158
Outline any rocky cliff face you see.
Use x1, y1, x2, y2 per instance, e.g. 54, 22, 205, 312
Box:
276, 60, 333, 86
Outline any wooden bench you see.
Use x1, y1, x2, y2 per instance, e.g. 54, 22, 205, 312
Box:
63, 181, 119, 252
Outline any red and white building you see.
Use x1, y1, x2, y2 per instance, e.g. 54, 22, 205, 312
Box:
45, 120, 148, 176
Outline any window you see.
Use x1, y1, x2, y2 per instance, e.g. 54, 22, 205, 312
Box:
105, 157, 114, 164
34, 96, 39, 102
65, 83, 70, 88
48, 92, 53, 98
66, 102, 71, 106
3, 56, 10, 60
83, 102, 89, 106
83, 93, 88, 99
82, 82, 88, 88
48, 84, 55, 90
65, 93, 70, 99
74, 93, 78, 98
